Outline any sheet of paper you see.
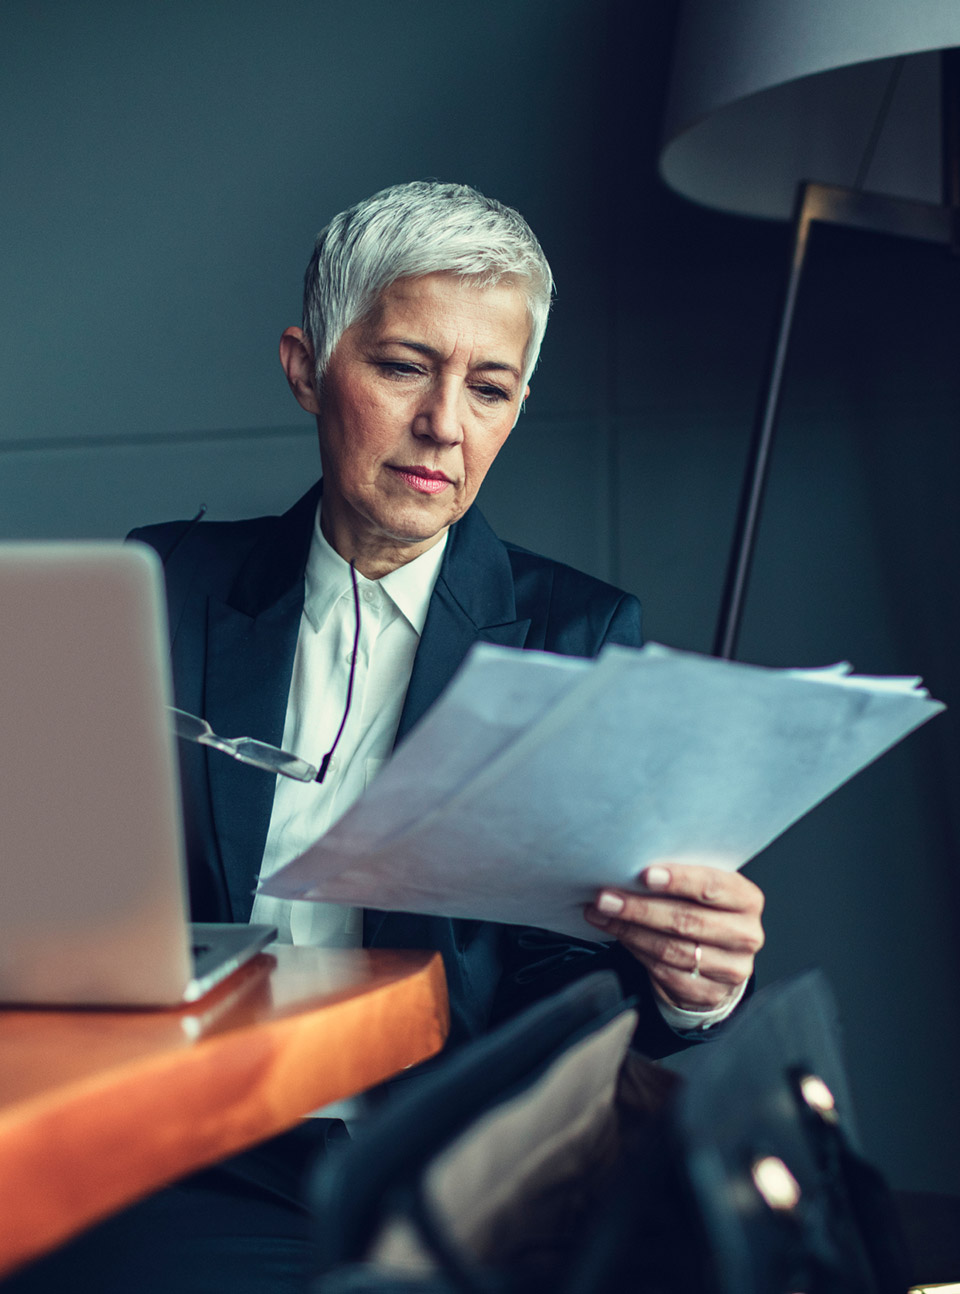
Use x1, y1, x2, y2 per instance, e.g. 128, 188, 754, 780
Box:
258, 643, 944, 941
314, 646, 591, 855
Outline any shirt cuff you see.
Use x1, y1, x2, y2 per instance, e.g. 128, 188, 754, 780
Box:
653, 977, 749, 1034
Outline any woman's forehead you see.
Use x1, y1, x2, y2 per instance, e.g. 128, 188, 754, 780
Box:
355, 272, 531, 361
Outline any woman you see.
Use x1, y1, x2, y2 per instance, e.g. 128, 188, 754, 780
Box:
9, 181, 763, 1294
270, 178, 763, 1024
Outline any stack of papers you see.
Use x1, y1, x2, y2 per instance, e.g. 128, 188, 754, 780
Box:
257, 643, 944, 940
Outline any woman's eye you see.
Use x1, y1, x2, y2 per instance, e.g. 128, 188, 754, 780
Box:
378, 361, 423, 378
473, 384, 510, 403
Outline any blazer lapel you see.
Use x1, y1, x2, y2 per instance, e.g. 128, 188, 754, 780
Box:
395, 504, 531, 740
204, 485, 319, 921
395, 580, 530, 741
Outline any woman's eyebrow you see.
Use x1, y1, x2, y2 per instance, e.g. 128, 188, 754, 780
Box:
377, 338, 521, 379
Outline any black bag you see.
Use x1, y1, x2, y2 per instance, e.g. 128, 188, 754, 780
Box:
308, 970, 914, 1294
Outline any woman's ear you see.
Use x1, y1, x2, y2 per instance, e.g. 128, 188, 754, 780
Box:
279, 327, 321, 415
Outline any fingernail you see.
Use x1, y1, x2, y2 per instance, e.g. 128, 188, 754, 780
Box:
596, 891, 624, 916
645, 866, 671, 890
584, 907, 610, 928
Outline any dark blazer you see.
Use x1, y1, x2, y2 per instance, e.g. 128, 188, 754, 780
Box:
131, 480, 684, 1058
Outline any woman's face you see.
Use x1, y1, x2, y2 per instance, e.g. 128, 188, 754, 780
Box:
300, 272, 531, 577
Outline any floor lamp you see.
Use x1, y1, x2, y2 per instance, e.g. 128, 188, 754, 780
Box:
659, 0, 960, 661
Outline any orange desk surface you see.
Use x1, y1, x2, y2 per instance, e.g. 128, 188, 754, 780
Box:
0, 946, 449, 1278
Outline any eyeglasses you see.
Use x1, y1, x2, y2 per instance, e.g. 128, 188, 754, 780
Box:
170, 560, 361, 784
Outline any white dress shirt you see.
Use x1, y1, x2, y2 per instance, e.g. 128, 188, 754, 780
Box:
250, 507, 447, 944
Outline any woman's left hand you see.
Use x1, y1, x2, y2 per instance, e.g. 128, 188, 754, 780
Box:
584, 863, 765, 1012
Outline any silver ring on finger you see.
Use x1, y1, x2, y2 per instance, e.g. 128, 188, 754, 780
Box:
690, 943, 702, 978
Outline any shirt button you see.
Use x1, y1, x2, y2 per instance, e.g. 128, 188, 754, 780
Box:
327, 755, 339, 773
361, 587, 376, 605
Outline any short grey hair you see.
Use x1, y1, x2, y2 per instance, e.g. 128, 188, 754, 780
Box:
301, 180, 554, 387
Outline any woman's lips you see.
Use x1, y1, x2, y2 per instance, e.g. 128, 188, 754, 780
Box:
389, 466, 452, 495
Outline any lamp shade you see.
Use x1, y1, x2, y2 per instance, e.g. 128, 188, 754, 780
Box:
660, 0, 960, 219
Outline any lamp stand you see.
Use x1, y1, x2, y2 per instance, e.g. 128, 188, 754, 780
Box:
712, 175, 957, 661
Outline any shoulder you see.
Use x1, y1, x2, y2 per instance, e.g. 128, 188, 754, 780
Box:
503, 537, 633, 612
503, 539, 643, 651
127, 482, 320, 604
447, 506, 643, 653
129, 513, 274, 592
127, 513, 283, 651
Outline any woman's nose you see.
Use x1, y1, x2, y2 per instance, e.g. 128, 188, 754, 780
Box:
413, 381, 464, 445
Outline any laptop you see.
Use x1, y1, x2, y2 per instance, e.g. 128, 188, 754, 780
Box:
0, 540, 276, 1006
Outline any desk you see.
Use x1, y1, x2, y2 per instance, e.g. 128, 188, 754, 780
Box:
0, 946, 448, 1279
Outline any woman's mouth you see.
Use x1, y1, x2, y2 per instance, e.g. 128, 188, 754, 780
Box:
389, 466, 452, 495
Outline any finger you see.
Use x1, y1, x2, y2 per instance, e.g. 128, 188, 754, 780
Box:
588, 911, 755, 987
640, 864, 765, 916
586, 891, 764, 957
589, 910, 760, 988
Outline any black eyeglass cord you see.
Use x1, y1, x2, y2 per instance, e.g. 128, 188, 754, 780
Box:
315, 559, 361, 783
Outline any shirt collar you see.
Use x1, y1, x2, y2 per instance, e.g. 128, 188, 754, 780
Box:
303, 501, 448, 636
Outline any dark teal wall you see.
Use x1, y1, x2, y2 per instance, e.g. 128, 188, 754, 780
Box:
2, 0, 958, 1192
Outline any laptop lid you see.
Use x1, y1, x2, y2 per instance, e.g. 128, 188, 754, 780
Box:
0, 540, 271, 1007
